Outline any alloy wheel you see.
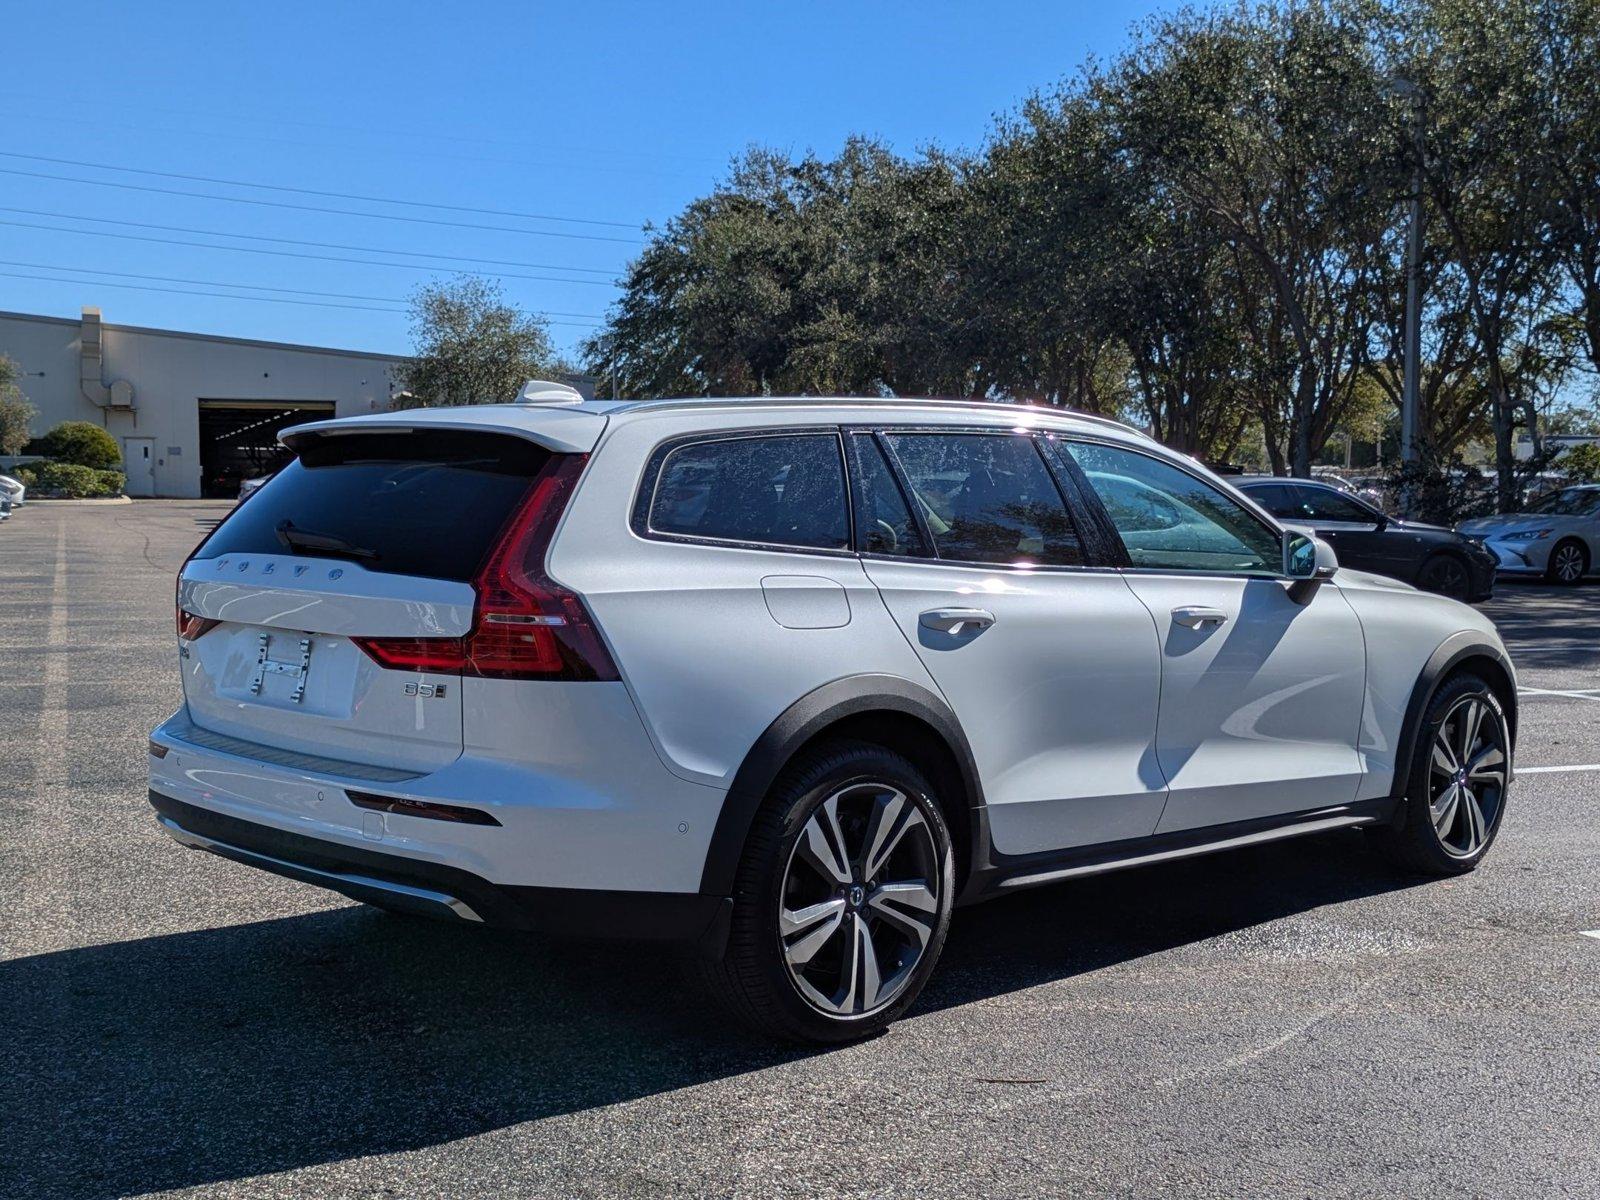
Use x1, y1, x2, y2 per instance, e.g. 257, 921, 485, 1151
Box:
778, 783, 940, 1017
1552, 542, 1585, 584
1428, 695, 1507, 859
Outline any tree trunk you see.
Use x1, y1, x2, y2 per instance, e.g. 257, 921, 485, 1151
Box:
1491, 379, 1516, 513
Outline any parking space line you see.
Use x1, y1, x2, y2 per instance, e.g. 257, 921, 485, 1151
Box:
30, 525, 71, 792
1518, 764, 1600, 775
1518, 687, 1600, 701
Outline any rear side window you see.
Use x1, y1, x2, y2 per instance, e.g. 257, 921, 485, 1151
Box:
644, 433, 849, 550
882, 432, 1083, 566
196, 430, 548, 581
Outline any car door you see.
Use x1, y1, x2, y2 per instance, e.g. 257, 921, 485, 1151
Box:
853, 429, 1166, 855
1059, 440, 1366, 833
1292, 483, 1408, 578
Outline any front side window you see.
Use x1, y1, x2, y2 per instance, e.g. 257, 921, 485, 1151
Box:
1066, 442, 1281, 574
1296, 486, 1379, 523
882, 432, 1082, 566
1240, 482, 1303, 518
646, 433, 849, 551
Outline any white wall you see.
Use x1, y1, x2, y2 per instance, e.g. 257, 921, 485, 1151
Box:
0, 310, 404, 498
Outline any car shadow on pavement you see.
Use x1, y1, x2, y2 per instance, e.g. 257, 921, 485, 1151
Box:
1, 830, 1417, 1199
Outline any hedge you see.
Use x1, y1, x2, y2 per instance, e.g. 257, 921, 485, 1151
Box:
32, 462, 126, 498
31, 421, 123, 470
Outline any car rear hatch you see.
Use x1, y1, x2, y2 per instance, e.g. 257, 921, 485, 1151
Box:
176, 412, 610, 774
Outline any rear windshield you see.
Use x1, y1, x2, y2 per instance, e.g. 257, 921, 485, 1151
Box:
195, 430, 549, 581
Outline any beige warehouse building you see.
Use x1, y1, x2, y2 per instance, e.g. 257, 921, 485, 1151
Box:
0, 306, 591, 499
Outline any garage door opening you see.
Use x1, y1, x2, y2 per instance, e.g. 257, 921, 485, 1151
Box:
198, 400, 335, 498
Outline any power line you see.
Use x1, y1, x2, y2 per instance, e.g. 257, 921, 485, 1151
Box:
0, 216, 624, 288
0, 257, 606, 318
0, 166, 644, 244
0, 205, 621, 274
0, 268, 604, 327
0, 269, 400, 314
0, 149, 644, 229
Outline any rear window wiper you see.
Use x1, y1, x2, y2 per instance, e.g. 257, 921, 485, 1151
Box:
274, 519, 380, 562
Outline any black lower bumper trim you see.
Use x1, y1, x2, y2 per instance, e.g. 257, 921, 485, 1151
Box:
149, 790, 731, 953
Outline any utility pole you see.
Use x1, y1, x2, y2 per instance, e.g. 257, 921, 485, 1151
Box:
1386, 78, 1427, 514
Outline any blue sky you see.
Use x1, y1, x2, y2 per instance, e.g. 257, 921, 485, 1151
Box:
0, 1, 1164, 359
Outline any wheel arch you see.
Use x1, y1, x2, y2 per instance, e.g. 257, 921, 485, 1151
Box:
1390, 631, 1518, 800
698, 675, 984, 896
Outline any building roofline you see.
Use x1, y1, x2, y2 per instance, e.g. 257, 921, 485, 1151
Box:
0, 307, 409, 363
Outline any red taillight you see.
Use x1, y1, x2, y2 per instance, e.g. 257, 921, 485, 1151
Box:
176, 607, 219, 641
353, 455, 619, 682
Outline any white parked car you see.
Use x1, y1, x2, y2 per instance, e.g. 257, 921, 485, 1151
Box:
1459, 484, 1600, 585
0, 473, 26, 508
151, 393, 1517, 1041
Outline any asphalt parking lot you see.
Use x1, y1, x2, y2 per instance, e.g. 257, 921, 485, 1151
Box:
2, 500, 1598, 1199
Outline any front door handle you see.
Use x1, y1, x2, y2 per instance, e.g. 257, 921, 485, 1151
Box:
1171, 605, 1229, 629
919, 607, 996, 633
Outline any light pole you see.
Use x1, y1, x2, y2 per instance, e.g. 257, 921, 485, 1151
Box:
1384, 77, 1427, 512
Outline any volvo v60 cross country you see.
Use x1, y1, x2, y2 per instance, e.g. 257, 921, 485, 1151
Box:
150, 389, 1516, 1042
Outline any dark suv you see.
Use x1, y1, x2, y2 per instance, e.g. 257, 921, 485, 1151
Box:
1235, 476, 1495, 602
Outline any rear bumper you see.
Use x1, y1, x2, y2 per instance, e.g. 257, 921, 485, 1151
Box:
151, 790, 731, 951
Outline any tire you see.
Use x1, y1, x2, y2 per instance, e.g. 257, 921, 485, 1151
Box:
1415, 552, 1472, 601
1545, 538, 1588, 586
702, 740, 956, 1043
1371, 672, 1510, 876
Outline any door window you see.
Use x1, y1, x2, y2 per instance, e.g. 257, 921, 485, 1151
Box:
646, 433, 850, 551
1066, 442, 1281, 574
1295, 486, 1379, 523
1240, 482, 1302, 518
848, 434, 927, 557
882, 433, 1083, 566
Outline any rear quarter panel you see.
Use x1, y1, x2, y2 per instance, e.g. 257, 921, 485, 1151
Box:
548, 410, 945, 789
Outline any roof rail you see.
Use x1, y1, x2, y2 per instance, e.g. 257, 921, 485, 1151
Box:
603, 394, 1152, 437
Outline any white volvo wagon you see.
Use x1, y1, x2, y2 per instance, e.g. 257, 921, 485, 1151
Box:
151, 389, 1516, 1041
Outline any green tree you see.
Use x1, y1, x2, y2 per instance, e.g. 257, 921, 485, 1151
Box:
394, 276, 557, 408
1399, 0, 1566, 510
0, 353, 37, 455
1560, 441, 1600, 481
1110, 0, 1400, 475
36, 420, 121, 469
587, 140, 978, 399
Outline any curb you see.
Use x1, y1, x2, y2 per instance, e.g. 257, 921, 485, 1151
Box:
26, 495, 134, 506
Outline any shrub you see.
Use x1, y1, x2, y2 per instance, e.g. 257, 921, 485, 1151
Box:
11, 466, 37, 488
1561, 442, 1600, 484
33, 461, 125, 498
33, 421, 122, 469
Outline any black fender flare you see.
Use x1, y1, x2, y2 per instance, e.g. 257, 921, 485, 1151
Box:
697, 674, 984, 896
1389, 631, 1518, 802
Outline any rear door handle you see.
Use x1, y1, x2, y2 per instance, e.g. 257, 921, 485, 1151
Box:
1171, 605, 1228, 629
919, 607, 996, 633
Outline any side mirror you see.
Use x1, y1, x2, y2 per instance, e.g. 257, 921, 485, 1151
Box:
1283, 530, 1338, 580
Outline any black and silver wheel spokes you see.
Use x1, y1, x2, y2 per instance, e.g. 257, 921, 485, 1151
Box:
779, 784, 939, 1017
1552, 543, 1585, 583
1428, 696, 1507, 858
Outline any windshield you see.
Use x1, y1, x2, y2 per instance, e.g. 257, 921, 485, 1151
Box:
1526, 487, 1600, 516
